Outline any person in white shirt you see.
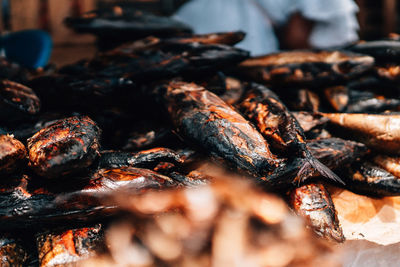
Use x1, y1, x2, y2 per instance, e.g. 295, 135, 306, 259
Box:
174, 0, 359, 55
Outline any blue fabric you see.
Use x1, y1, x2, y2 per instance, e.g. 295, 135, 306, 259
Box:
2, 30, 52, 69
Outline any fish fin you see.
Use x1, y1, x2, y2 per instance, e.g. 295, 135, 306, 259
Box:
295, 160, 315, 185
307, 157, 345, 185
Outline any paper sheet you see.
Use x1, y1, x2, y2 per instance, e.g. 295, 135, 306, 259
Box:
330, 187, 400, 246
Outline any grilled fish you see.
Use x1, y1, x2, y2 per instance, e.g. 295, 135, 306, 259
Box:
237, 50, 374, 87
239, 83, 343, 184
322, 113, 400, 154
157, 81, 283, 178
289, 183, 345, 242
343, 162, 400, 196
27, 116, 101, 178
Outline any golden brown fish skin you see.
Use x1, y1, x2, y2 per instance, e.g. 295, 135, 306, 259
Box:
83, 167, 176, 193
27, 116, 101, 178
324, 86, 349, 112
0, 80, 40, 122
239, 83, 343, 184
322, 113, 400, 154
164, 31, 246, 46
0, 135, 26, 174
238, 50, 374, 87
372, 155, 400, 177
105, 32, 246, 56
343, 162, 400, 197
0, 236, 31, 266
239, 83, 307, 154
158, 81, 282, 178
37, 225, 104, 267
289, 183, 345, 243
375, 63, 400, 81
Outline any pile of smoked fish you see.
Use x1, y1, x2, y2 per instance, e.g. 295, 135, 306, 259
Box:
2, 6, 400, 266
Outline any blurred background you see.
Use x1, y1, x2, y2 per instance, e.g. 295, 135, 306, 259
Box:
1, 0, 398, 64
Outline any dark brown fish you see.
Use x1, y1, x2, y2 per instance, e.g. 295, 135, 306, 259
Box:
98, 147, 183, 170
0, 168, 181, 229
322, 82, 400, 113
0, 175, 59, 229
239, 83, 343, 184
35, 42, 249, 102
307, 138, 368, 170
64, 6, 192, 50
0, 235, 31, 266
0, 135, 26, 174
102, 32, 245, 58
345, 89, 400, 113
348, 40, 400, 63
37, 225, 104, 267
82, 167, 177, 193
3, 112, 77, 141
157, 81, 283, 178
322, 113, 400, 154
289, 183, 345, 242
237, 50, 374, 87
27, 116, 101, 178
0, 80, 40, 122
343, 162, 400, 196
264, 138, 367, 189
29, 74, 135, 111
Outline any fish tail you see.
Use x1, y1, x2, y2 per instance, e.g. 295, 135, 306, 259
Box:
305, 156, 345, 185
295, 160, 314, 185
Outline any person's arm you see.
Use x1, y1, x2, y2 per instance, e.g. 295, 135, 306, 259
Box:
279, 12, 314, 50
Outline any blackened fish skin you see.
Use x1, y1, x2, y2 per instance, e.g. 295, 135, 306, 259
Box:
0, 235, 31, 266
64, 6, 192, 50
290, 183, 345, 243
98, 147, 183, 169
307, 138, 368, 169
347, 40, 400, 63
0, 135, 26, 174
343, 162, 400, 197
239, 83, 343, 184
0, 80, 40, 122
264, 138, 367, 189
0, 167, 180, 229
158, 81, 282, 178
238, 50, 374, 87
27, 116, 101, 178
37, 225, 104, 267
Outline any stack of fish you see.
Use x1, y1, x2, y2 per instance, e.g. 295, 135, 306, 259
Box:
1, 6, 400, 266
